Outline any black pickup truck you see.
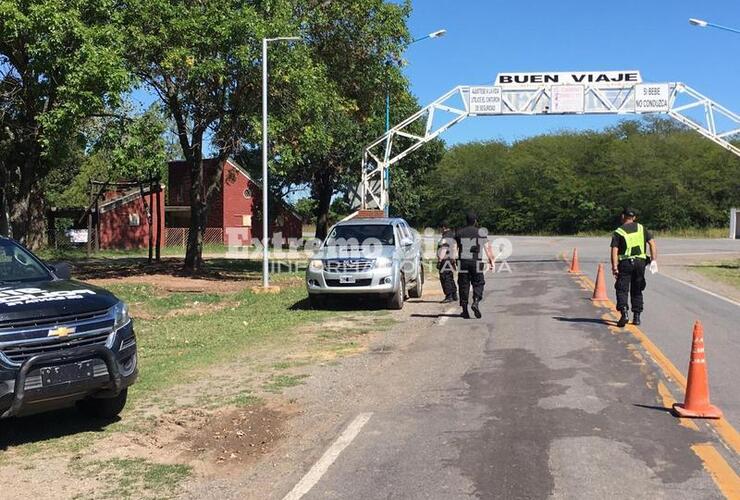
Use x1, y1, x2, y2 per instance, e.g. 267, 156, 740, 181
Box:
0, 236, 138, 419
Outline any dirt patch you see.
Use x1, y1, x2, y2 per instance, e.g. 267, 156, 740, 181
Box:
181, 404, 294, 472
88, 274, 250, 294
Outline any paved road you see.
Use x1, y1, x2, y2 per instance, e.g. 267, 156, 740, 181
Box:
266, 238, 738, 500
542, 236, 740, 430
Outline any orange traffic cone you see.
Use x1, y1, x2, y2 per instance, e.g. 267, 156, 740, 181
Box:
591, 263, 609, 301
673, 321, 723, 419
568, 248, 581, 273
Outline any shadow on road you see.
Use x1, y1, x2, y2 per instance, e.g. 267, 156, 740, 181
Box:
552, 316, 615, 326
0, 407, 119, 450
290, 296, 389, 311
410, 313, 460, 319
632, 403, 673, 414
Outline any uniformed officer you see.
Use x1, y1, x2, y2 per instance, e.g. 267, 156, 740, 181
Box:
455, 212, 495, 319
437, 221, 458, 303
610, 208, 658, 327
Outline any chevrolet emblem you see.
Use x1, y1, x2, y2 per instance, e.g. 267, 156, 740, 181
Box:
48, 326, 75, 338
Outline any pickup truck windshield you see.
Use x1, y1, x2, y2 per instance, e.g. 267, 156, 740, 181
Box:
325, 224, 395, 246
0, 239, 52, 283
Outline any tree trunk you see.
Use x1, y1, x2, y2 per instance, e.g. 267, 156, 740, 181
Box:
184, 156, 206, 273
9, 169, 46, 249
313, 169, 334, 240
0, 167, 9, 237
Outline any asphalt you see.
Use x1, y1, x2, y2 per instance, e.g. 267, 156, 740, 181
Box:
270, 237, 739, 499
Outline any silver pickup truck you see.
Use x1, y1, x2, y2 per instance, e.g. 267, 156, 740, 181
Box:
305, 217, 424, 309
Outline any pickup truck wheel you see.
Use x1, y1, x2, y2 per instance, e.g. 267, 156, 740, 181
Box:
77, 388, 128, 419
408, 261, 424, 299
388, 275, 405, 310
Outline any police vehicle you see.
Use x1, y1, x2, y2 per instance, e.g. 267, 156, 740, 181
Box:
0, 236, 137, 419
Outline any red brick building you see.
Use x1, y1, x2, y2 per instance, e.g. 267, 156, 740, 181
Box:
166, 158, 302, 245
98, 184, 165, 250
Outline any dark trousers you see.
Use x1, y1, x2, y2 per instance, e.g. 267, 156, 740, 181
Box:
615, 258, 647, 312
457, 260, 485, 306
438, 260, 457, 298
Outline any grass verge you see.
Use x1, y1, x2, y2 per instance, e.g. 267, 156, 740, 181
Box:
691, 259, 740, 291
71, 458, 191, 499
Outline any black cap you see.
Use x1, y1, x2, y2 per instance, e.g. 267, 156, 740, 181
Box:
466, 212, 478, 225
622, 207, 637, 217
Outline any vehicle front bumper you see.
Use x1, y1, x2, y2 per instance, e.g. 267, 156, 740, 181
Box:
305, 266, 399, 295
0, 323, 138, 418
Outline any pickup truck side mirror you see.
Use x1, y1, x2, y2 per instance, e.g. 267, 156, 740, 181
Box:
49, 262, 72, 280
401, 237, 414, 247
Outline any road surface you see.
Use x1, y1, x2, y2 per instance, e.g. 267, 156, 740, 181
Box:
188, 237, 740, 499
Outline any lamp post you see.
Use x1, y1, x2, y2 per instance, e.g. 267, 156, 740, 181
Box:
262, 36, 300, 288
384, 28, 446, 216
689, 18, 740, 35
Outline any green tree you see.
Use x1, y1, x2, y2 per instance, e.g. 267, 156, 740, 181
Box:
0, 0, 129, 247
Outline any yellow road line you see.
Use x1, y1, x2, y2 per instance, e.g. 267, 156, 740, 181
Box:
563, 256, 740, 455
691, 443, 740, 499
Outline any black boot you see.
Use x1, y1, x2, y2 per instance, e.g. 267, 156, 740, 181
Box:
617, 309, 629, 328
633, 312, 641, 326
452, 293, 458, 301
471, 300, 482, 319
441, 295, 455, 304
461, 306, 470, 319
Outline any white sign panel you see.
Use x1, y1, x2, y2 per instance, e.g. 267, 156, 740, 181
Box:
550, 85, 585, 114
634, 83, 671, 113
66, 229, 89, 243
469, 86, 502, 115
496, 71, 642, 88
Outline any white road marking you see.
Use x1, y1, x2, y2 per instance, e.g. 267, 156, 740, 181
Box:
438, 306, 459, 325
283, 413, 373, 500
660, 273, 740, 308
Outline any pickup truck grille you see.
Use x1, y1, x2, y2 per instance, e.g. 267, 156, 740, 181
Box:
0, 309, 110, 332
0, 330, 111, 366
324, 259, 374, 273
325, 278, 373, 288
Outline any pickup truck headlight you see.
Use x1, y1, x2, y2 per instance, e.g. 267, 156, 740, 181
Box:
375, 257, 392, 269
112, 301, 130, 330
309, 259, 324, 271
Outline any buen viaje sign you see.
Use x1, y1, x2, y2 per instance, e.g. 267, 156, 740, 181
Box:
467, 71, 672, 115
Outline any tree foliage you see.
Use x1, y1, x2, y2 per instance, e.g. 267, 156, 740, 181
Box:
416, 118, 740, 233
0, 0, 129, 246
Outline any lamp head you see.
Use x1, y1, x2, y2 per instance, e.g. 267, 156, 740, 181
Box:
689, 18, 708, 27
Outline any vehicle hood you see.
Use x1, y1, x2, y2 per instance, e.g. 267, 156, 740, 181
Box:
311, 245, 398, 261
0, 280, 119, 323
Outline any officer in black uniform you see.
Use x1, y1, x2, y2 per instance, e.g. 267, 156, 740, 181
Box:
610, 208, 658, 327
455, 212, 495, 319
437, 221, 458, 303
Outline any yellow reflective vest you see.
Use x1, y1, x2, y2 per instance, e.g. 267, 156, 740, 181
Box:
615, 224, 647, 260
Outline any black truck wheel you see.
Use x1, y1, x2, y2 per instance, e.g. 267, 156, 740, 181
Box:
77, 388, 128, 419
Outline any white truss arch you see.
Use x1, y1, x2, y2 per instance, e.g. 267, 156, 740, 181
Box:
358, 80, 740, 211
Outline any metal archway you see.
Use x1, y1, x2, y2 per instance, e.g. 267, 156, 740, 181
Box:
358, 70, 740, 211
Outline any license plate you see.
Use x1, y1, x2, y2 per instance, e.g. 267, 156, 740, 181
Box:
339, 275, 356, 284
41, 360, 95, 387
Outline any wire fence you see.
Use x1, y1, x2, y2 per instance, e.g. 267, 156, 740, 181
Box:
164, 228, 224, 248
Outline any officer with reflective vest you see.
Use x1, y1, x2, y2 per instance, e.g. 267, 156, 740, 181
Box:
610, 208, 658, 327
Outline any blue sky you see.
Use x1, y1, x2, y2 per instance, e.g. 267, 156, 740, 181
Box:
401, 0, 740, 145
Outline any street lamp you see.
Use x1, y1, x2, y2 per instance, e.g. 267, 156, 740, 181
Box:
384, 28, 446, 216
689, 18, 740, 35
262, 36, 301, 289
385, 29, 447, 132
